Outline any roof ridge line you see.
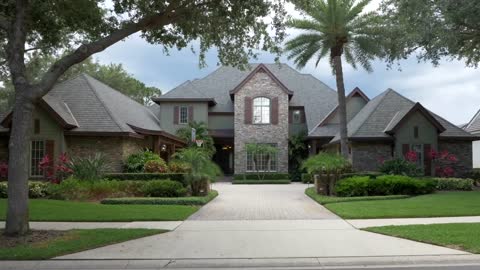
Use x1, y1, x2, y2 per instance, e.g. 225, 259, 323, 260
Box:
63, 102, 80, 127
465, 108, 480, 131
82, 74, 126, 132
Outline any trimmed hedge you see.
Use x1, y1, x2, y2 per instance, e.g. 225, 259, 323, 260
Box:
233, 173, 290, 180
433, 178, 474, 191
335, 175, 436, 197
340, 171, 382, 179
1, 181, 50, 198
232, 179, 291, 184
305, 187, 410, 205
301, 173, 313, 184
141, 180, 187, 197
104, 173, 187, 185
101, 190, 218, 205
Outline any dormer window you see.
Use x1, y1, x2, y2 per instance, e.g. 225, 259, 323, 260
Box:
253, 97, 270, 124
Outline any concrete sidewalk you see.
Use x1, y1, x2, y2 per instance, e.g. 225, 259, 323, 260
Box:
348, 216, 480, 228
0, 221, 182, 231
4, 255, 480, 269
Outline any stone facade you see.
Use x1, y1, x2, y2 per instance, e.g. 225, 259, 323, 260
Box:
351, 142, 393, 171
66, 136, 148, 172
233, 70, 289, 173
438, 140, 473, 177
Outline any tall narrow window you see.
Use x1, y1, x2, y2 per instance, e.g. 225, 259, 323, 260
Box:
30, 140, 45, 177
246, 143, 277, 172
34, 119, 40, 134
253, 97, 270, 124
414, 126, 419, 138
179, 106, 188, 124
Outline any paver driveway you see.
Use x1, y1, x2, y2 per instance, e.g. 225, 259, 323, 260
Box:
188, 182, 339, 220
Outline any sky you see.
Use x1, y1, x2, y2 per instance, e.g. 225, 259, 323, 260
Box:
95, 0, 480, 125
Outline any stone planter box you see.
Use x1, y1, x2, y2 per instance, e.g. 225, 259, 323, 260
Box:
314, 174, 339, 195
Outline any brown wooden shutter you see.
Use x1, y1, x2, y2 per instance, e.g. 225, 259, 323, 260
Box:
188, 106, 194, 123
402, 144, 410, 158
45, 140, 55, 178
424, 144, 432, 176
271, 97, 279, 125
244, 97, 252, 124
173, 106, 179, 124
288, 110, 292, 123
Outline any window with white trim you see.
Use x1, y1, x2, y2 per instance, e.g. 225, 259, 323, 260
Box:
246, 143, 277, 172
30, 140, 45, 177
253, 97, 270, 124
179, 106, 188, 124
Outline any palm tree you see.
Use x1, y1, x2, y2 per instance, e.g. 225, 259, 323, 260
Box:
285, 0, 383, 158
176, 121, 215, 156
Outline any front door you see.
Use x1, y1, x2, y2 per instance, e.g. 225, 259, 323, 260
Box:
213, 143, 234, 175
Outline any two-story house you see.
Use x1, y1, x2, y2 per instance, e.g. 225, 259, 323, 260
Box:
0, 63, 476, 178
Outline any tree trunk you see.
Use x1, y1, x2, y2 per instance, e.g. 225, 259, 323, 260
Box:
333, 54, 349, 159
5, 92, 35, 236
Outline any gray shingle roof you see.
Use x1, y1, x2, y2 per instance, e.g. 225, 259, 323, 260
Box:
464, 109, 480, 134
330, 89, 475, 142
160, 63, 338, 131
45, 74, 163, 134
309, 124, 339, 137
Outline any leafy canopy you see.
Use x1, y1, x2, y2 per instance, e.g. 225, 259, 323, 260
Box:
176, 121, 215, 155
285, 0, 384, 71
302, 152, 351, 175
0, 53, 161, 110
380, 0, 480, 67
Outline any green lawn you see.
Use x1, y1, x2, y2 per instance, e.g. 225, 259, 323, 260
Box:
0, 229, 165, 260
0, 199, 199, 221
366, 223, 480, 253
305, 187, 410, 204
323, 191, 480, 219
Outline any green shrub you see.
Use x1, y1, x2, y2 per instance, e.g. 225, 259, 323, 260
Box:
301, 173, 313, 183
232, 179, 291, 184
168, 161, 190, 173
0, 181, 7, 198
233, 173, 290, 180
433, 177, 474, 191
140, 180, 187, 197
101, 191, 218, 205
335, 175, 435, 197
379, 158, 420, 177
340, 171, 382, 179
124, 150, 161, 173
144, 159, 168, 173
69, 153, 109, 180
103, 173, 187, 186
0, 181, 50, 198
28, 181, 50, 198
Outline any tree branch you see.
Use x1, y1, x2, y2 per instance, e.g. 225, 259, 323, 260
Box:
35, 0, 184, 99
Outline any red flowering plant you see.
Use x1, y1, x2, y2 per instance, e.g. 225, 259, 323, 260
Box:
38, 153, 73, 183
404, 151, 418, 163
427, 149, 458, 178
0, 161, 8, 179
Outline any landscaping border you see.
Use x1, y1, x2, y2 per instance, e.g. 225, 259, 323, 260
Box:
101, 190, 218, 205
232, 180, 291, 184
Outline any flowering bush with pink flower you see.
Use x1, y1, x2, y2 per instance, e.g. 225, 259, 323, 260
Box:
428, 150, 459, 178
38, 153, 73, 183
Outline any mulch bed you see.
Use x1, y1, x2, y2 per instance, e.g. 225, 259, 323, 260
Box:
0, 230, 66, 248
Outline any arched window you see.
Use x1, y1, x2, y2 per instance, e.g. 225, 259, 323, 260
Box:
253, 97, 270, 124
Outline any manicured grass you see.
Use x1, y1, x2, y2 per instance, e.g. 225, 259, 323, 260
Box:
0, 229, 165, 260
232, 180, 291, 184
0, 199, 199, 221
324, 191, 480, 219
101, 190, 218, 205
305, 187, 410, 204
365, 223, 480, 253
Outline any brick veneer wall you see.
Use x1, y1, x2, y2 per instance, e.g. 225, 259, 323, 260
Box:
233, 71, 289, 173
438, 140, 472, 177
66, 136, 147, 172
351, 142, 393, 172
